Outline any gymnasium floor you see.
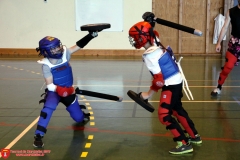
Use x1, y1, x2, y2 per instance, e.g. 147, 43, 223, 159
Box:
0, 55, 240, 160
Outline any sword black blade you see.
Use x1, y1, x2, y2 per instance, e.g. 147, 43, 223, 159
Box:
75, 87, 122, 102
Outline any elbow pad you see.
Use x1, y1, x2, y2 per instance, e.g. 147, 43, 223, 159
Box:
47, 83, 57, 92
76, 33, 94, 48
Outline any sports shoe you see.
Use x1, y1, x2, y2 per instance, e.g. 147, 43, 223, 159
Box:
169, 142, 193, 154
33, 134, 44, 148
188, 134, 202, 144
211, 88, 221, 96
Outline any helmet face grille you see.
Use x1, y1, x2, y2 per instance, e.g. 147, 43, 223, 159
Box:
128, 36, 135, 47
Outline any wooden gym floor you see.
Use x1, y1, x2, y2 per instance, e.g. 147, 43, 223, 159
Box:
0, 55, 240, 160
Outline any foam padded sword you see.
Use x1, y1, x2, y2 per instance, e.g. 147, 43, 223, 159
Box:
75, 87, 123, 102
142, 12, 203, 36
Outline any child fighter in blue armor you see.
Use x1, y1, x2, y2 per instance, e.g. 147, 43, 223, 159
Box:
128, 21, 202, 154
33, 31, 98, 148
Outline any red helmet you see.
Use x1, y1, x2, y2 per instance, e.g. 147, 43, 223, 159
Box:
129, 21, 154, 49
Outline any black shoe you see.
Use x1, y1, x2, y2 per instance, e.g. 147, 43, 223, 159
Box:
184, 131, 202, 145
83, 112, 90, 121
33, 134, 44, 148
169, 142, 193, 154
188, 134, 202, 144
211, 88, 221, 96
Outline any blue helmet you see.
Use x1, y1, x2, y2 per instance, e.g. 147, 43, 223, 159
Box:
36, 36, 63, 59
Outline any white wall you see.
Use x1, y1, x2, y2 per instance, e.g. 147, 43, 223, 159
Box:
0, 0, 151, 49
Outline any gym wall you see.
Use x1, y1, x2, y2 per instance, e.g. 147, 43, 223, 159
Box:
0, 0, 234, 56
153, 0, 225, 55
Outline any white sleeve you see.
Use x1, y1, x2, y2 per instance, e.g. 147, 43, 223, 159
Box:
213, 16, 219, 44
213, 14, 226, 44
221, 15, 226, 40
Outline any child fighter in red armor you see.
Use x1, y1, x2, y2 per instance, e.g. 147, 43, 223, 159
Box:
128, 21, 202, 154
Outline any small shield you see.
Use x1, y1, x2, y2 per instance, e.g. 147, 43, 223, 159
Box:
127, 90, 155, 113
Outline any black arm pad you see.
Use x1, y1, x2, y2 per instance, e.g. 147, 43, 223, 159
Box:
155, 18, 195, 34
76, 33, 94, 48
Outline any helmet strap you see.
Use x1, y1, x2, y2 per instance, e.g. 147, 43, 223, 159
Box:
149, 27, 160, 46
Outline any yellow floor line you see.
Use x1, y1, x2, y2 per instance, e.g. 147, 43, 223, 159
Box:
85, 143, 91, 148
88, 135, 94, 140
0, 116, 39, 158
90, 122, 95, 126
80, 152, 88, 158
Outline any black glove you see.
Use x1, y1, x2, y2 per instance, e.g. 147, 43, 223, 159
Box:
76, 32, 98, 48
142, 12, 156, 27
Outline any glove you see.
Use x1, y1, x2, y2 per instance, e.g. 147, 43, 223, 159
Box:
76, 32, 97, 48
56, 86, 74, 97
142, 12, 156, 27
150, 74, 164, 92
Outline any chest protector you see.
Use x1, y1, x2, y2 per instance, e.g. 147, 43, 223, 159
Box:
158, 46, 179, 80
51, 62, 73, 87
38, 46, 73, 87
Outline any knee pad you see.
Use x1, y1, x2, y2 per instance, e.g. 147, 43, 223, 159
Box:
66, 97, 84, 123
158, 90, 172, 125
35, 107, 55, 135
35, 92, 59, 136
219, 51, 237, 85
158, 107, 171, 125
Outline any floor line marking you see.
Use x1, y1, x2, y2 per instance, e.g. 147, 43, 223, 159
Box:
85, 143, 91, 148
90, 122, 95, 126
233, 97, 240, 105
78, 100, 240, 103
78, 95, 94, 158
80, 152, 88, 158
88, 135, 94, 140
0, 116, 39, 158
73, 85, 240, 88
